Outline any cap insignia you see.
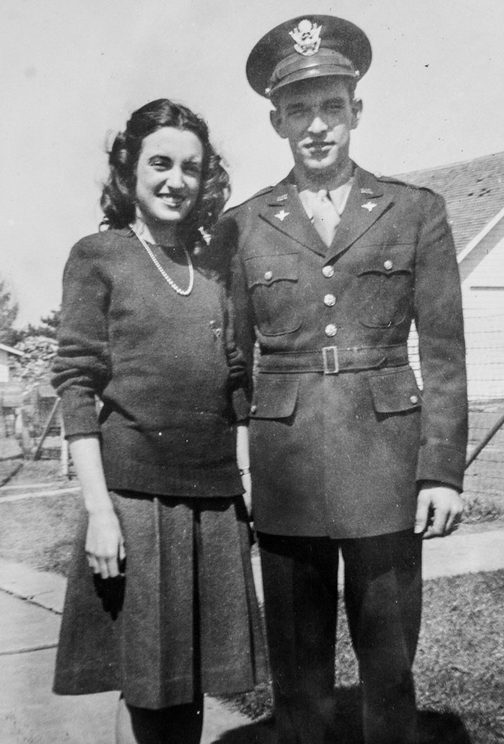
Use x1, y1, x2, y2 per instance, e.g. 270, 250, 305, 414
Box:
289, 19, 322, 57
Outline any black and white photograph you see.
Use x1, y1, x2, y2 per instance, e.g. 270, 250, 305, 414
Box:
1, 1, 504, 742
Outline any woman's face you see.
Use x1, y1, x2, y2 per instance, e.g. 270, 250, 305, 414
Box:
134, 126, 203, 230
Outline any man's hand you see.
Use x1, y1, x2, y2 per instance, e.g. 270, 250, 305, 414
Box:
414, 482, 463, 539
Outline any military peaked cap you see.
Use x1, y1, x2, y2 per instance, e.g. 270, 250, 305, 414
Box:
246, 15, 372, 99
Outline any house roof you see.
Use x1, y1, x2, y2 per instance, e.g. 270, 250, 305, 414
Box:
395, 151, 504, 253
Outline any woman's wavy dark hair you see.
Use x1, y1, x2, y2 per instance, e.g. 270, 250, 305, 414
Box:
100, 99, 230, 244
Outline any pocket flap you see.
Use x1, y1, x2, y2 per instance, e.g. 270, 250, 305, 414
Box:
245, 253, 298, 288
368, 366, 421, 413
357, 256, 412, 277
251, 374, 299, 419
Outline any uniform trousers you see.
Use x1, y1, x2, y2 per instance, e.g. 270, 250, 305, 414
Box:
258, 529, 422, 744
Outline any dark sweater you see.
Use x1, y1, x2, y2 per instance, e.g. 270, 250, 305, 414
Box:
52, 228, 248, 497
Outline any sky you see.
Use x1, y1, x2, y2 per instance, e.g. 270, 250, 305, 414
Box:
2, 0, 504, 325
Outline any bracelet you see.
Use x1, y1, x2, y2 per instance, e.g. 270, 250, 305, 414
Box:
239, 467, 251, 476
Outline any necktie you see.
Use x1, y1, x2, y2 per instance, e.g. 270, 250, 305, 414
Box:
310, 190, 340, 247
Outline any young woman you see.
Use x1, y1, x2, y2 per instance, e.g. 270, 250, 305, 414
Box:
52, 99, 266, 744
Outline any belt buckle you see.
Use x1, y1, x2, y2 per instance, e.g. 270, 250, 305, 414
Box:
322, 346, 339, 374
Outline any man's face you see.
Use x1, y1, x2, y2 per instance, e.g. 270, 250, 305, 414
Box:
270, 77, 362, 183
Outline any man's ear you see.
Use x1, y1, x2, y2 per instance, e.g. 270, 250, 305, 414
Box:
270, 107, 288, 139
351, 98, 363, 130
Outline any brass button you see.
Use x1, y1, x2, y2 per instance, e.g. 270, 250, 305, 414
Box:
410, 395, 418, 404
384, 260, 393, 271
250, 404, 258, 415
324, 294, 336, 307
322, 265, 335, 278
264, 270, 273, 281
325, 323, 337, 337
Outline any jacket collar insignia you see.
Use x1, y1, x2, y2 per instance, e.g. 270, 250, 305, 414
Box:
324, 168, 393, 262
259, 167, 393, 259
260, 177, 328, 256
275, 209, 290, 221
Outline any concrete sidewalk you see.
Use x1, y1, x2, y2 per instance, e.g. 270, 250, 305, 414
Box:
0, 559, 273, 744
1, 527, 503, 743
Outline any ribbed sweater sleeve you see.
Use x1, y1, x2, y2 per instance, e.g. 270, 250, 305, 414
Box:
52, 237, 111, 437
222, 288, 249, 422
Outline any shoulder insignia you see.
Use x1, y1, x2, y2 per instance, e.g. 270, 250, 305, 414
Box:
223, 185, 274, 215
376, 174, 421, 188
376, 174, 440, 199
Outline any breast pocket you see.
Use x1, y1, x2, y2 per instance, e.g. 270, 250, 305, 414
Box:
245, 253, 301, 336
357, 256, 413, 329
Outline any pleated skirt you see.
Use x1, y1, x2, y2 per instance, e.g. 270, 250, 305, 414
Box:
53, 491, 268, 709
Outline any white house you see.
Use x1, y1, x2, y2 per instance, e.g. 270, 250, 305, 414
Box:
0, 342, 23, 385
0, 343, 23, 440
397, 151, 504, 401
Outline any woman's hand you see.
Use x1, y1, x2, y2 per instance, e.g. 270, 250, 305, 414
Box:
237, 424, 253, 521
86, 509, 126, 579
68, 435, 127, 578
240, 471, 253, 521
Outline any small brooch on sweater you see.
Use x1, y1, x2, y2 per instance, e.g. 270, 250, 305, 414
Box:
210, 320, 222, 339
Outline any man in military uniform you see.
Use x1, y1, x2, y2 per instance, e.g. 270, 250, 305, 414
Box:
218, 15, 467, 744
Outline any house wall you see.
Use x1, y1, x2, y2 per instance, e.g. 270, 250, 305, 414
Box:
462, 234, 504, 400
0, 350, 8, 384
407, 234, 504, 401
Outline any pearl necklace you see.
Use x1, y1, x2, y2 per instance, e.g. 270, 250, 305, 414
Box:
129, 224, 194, 296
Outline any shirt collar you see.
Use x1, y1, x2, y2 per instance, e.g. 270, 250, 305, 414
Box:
298, 177, 354, 219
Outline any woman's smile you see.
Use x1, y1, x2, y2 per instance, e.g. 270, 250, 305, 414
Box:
134, 127, 203, 238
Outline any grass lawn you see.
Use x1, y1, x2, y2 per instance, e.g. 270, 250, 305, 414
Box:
227, 571, 504, 743
0, 461, 80, 574
0, 490, 80, 574
1, 462, 504, 743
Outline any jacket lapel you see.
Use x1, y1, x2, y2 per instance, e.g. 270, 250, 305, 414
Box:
258, 176, 328, 257
325, 168, 394, 262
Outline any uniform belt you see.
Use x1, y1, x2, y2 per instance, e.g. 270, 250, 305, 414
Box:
258, 345, 409, 375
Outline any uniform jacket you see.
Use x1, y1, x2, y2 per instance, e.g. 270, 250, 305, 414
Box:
216, 165, 468, 539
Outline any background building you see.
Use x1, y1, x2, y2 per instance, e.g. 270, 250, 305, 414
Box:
399, 151, 504, 401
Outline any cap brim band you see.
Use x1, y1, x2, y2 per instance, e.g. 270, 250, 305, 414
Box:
268, 50, 356, 96
268, 67, 356, 97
